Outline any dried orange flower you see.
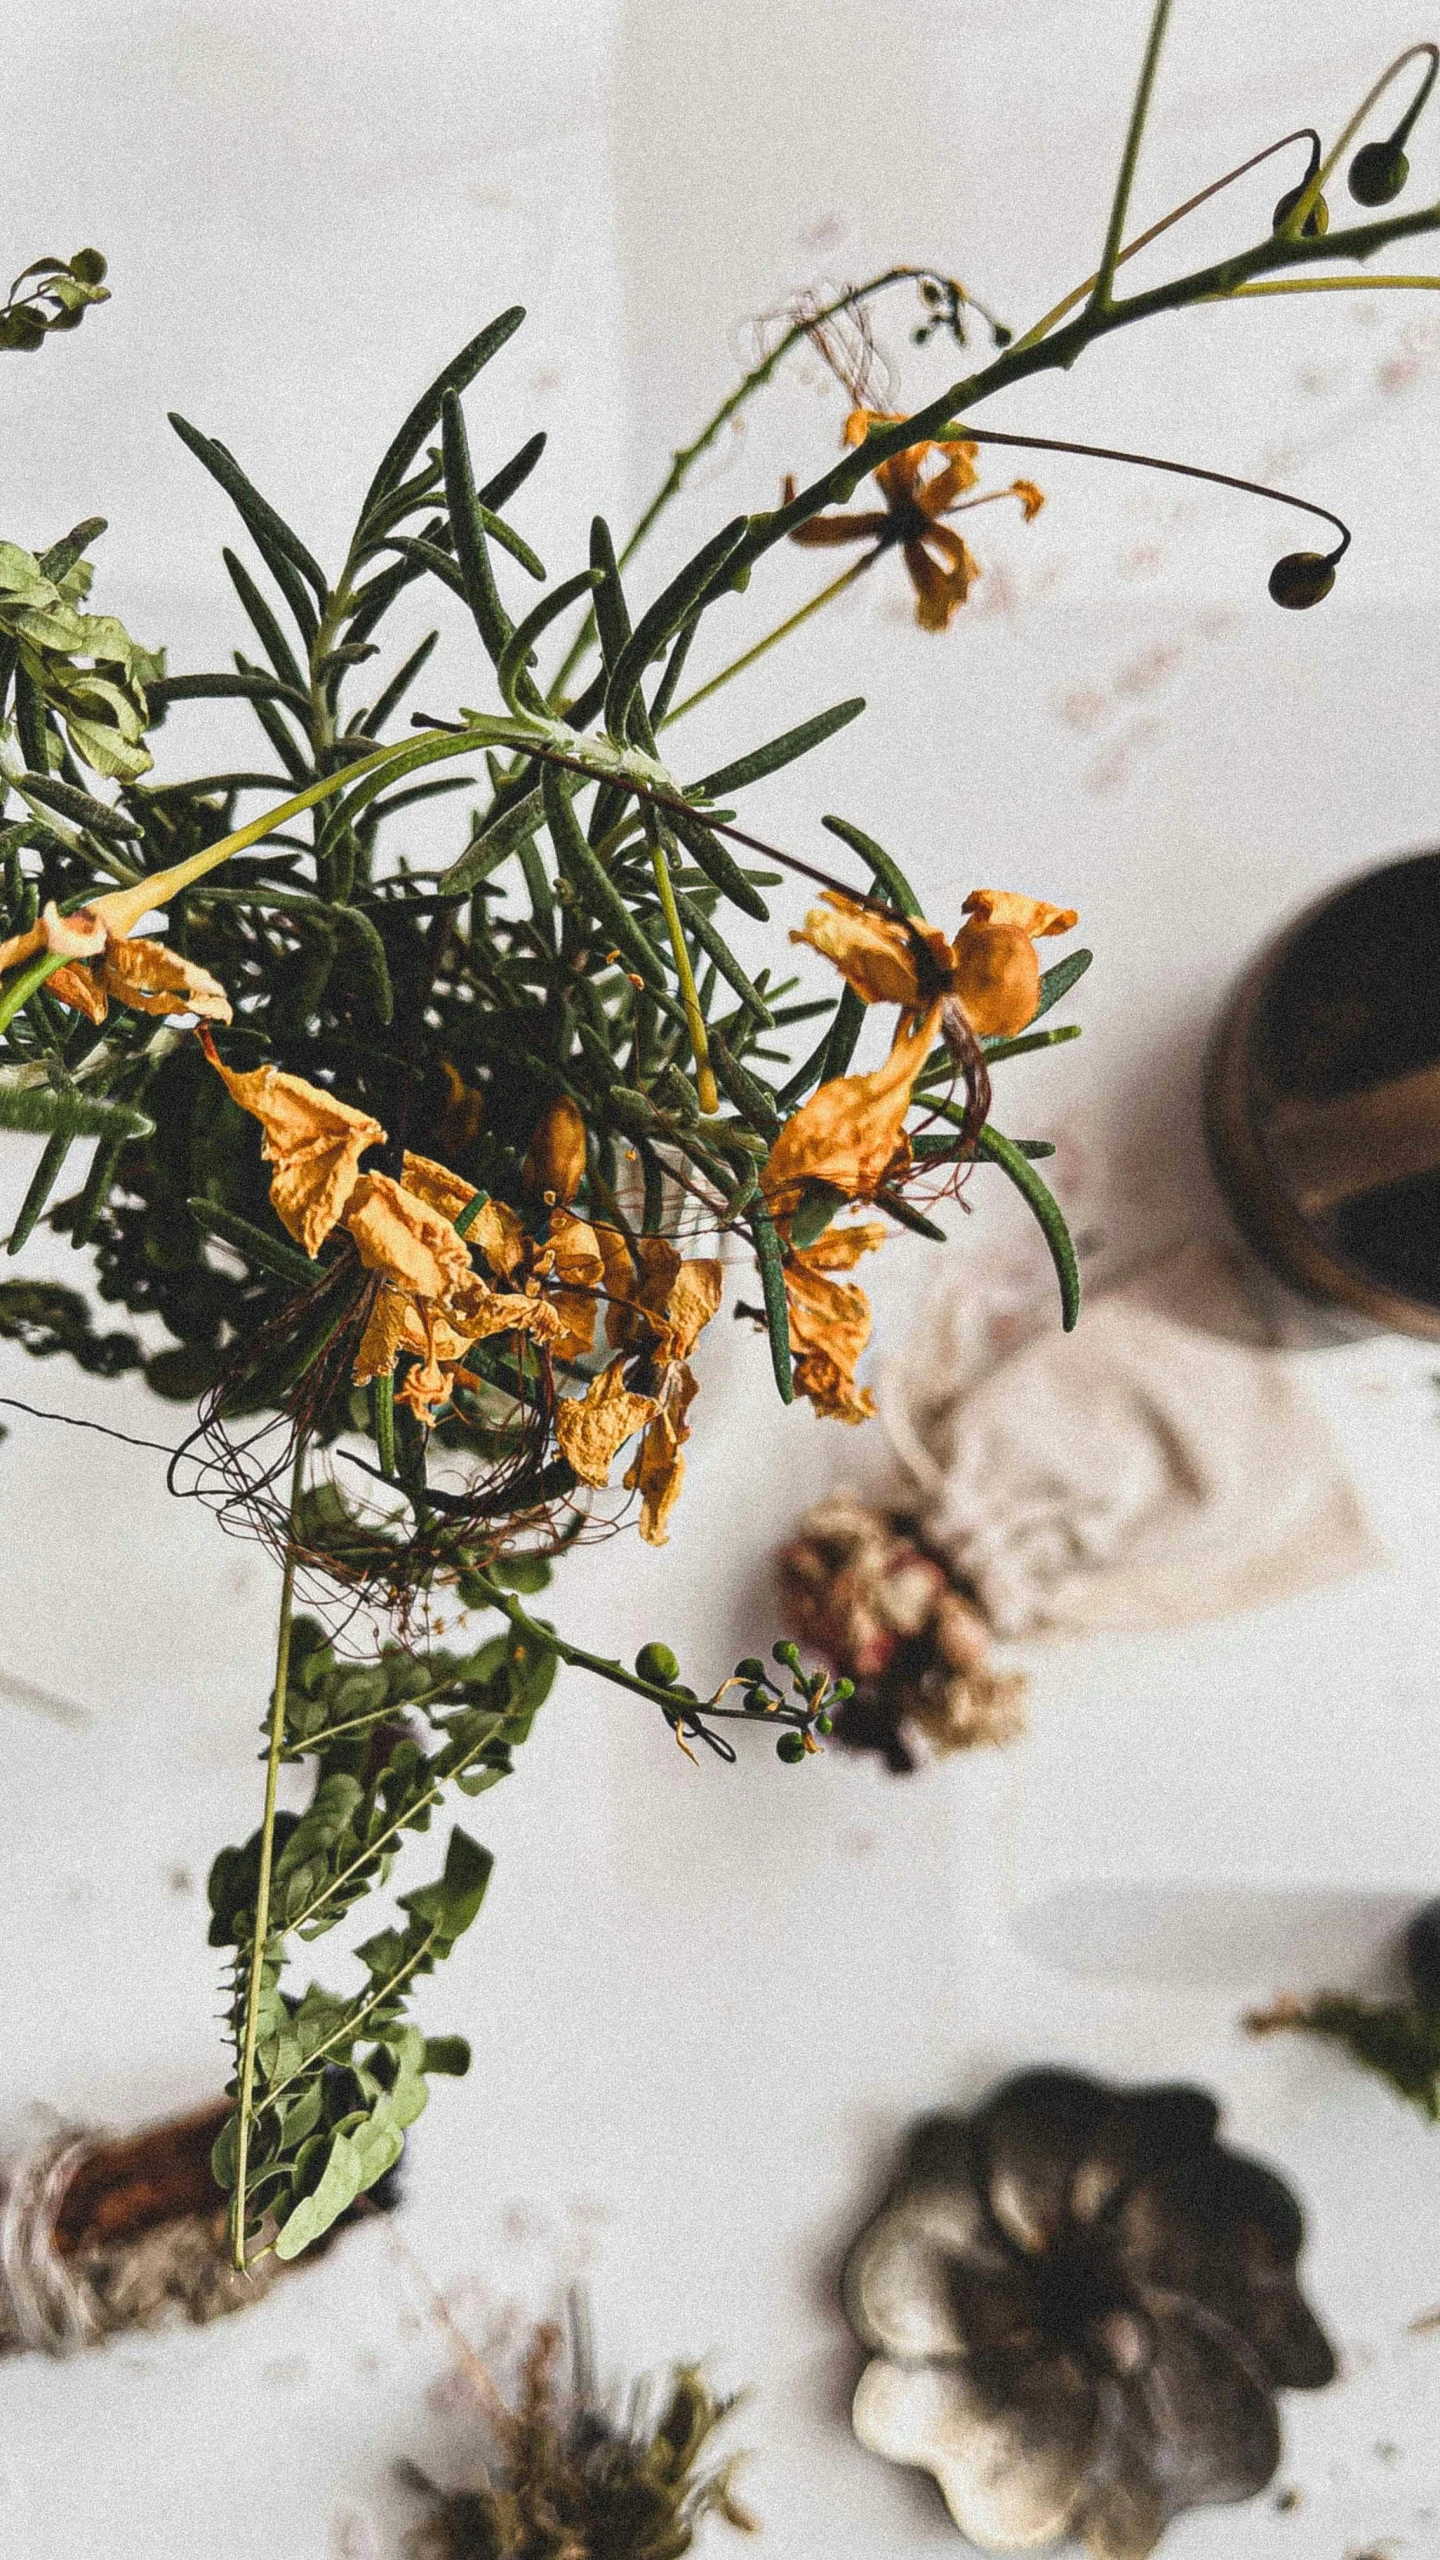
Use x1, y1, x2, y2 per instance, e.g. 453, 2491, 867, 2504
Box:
761, 1011, 937, 1221
794, 887, 1077, 1039
203, 1040, 608, 1426
552, 1230, 723, 1543
783, 409, 1044, 632
202, 1039, 384, 1256
0, 899, 231, 1029
783, 1222, 888, 1423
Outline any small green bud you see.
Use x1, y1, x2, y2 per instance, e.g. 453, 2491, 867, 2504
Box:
1268, 550, 1336, 610
815, 1711, 834, 1736
1272, 183, 1329, 238
735, 1656, 765, 1683
1348, 139, 1409, 206
772, 1639, 801, 1670
743, 1685, 775, 1715
636, 1641, 680, 1687
831, 1677, 855, 1701
776, 1730, 807, 1764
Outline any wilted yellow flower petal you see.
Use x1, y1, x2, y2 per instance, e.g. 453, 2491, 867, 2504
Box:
947, 891, 1076, 1039
469, 1197, 529, 1284
45, 961, 109, 1023
1010, 479, 1046, 521
203, 1036, 384, 1257
783, 1223, 886, 1424
102, 933, 232, 1023
537, 1211, 605, 1363
625, 1361, 701, 1545
390, 1299, 479, 1425
555, 1357, 658, 1489
961, 889, 1077, 938
762, 1009, 939, 1216
792, 892, 952, 1014
343, 1171, 475, 1304
661, 1259, 723, 1363
446, 1273, 564, 1347
353, 1283, 426, 1386
399, 1150, 477, 1225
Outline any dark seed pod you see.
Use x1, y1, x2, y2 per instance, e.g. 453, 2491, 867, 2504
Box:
734, 1655, 765, 1683
1268, 550, 1336, 609
1406, 1898, 1440, 2008
1272, 183, 1329, 238
776, 1730, 807, 1763
635, 1640, 680, 1687
1348, 139, 1409, 206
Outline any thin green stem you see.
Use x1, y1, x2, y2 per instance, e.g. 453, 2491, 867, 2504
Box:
646, 819, 719, 1114
1013, 127, 1320, 352
544, 267, 987, 707
0, 948, 65, 1033
254, 1922, 443, 2121
1091, 0, 1175, 311
1219, 272, 1440, 296
662, 555, 874, 727
721, 194, 1440, 595
230, 1433, 307, 2270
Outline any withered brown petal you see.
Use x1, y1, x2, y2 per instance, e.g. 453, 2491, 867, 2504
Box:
1071, 2087, 1222, 2227
1114, 2149, 1335, 2392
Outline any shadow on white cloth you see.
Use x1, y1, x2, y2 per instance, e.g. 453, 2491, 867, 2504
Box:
881, 1236, 1382, 1642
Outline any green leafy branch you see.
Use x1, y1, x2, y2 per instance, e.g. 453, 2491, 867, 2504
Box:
0, 248, 108, 354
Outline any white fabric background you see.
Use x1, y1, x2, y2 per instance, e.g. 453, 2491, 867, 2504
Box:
3, 3, 1440, 2552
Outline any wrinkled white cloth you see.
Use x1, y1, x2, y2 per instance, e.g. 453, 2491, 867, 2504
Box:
882, 1238, 1381, 1641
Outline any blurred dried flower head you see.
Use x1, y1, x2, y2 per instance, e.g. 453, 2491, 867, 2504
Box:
844, 2069, 1335, 2556
777, 1491, 1024, 1770
404, 2316, 754, 2560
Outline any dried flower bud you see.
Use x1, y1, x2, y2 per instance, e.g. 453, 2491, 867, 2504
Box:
1268, 550, 1336, 609
1272, 182, 1329, 237
521, 1094, 587, 1204
1348, 139, 1409, 206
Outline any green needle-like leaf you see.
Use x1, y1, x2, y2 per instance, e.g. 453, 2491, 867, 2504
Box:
688, 696, 865, 801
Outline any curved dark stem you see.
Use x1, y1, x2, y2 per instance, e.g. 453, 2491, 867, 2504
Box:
946, 425, 1351, 563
